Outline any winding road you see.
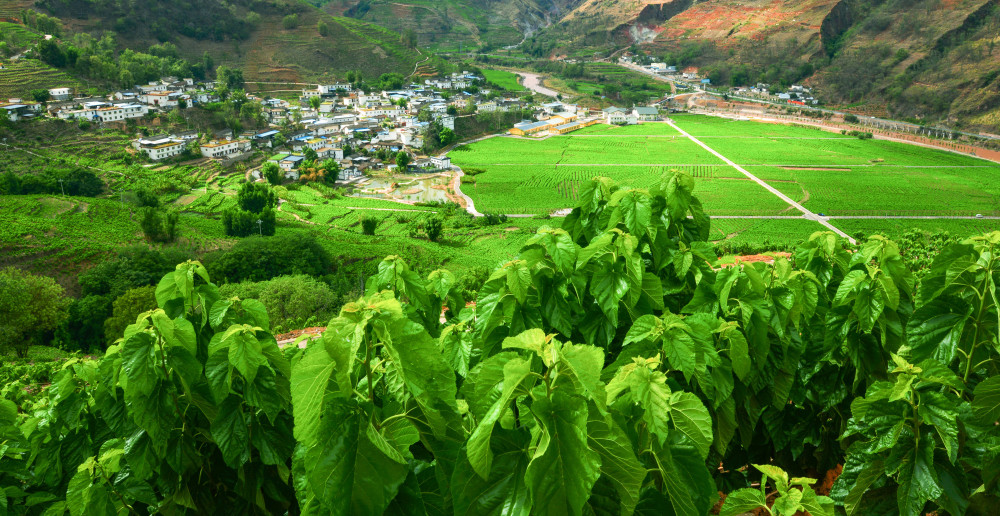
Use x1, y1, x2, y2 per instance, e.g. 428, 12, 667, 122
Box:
516, 72, 560, 98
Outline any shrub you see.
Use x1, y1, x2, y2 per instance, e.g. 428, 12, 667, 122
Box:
844, 114, 860, 124
140, 207, 179, 243
477, 212, 509, 226
425, 215, 443, 242
360, 214, 379, 235
205, 233, 332, 283
282, 14, 299, 29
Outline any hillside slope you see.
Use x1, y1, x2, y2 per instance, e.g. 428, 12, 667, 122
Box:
531, 0, 1000, 132
324, 0, 585, 51
31, 0, 438, 82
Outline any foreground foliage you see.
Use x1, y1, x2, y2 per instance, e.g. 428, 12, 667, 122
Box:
2, 171, 999, 515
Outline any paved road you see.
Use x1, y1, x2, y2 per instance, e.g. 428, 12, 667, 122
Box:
666, 119, 857, 244
516, 72, 560, 98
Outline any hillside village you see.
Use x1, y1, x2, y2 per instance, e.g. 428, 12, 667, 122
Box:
0, 68, 673, 186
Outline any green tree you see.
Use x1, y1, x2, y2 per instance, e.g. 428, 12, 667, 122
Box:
395, 151, 411, 170
38, 39, 66, 67
202, 51, 214, 73
102, 286, 157, 346
30, 89, 51, 103
245, 11, 262, 27
317, 20, 329, 37
303, 147, 318, 163
205, 233, 332, 282
319, 158, 340, 184
119, 69, 135, 89
222, 207, 276, 237
402, 28, 417, 48
0, 267, 71, 357
282, 13, 299, 29
218, 275, 339, 332
139, 207, 179, 243
216, 65, 245, 90
236, 182, 277, 213
308, 95, 322, 111
424, 214, 443, 241
262, 162, 282, 185
439, 127, 456, 146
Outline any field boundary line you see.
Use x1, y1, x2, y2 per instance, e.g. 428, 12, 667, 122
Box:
666, 119, 856, 244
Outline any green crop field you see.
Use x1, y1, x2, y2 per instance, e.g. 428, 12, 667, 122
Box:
708, 218, 826, 246
481, 69, 525, 91
452, 114, 1000, 241
832, 218, 1000, 239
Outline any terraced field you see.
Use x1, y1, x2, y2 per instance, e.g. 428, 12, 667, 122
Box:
0, 22, 42, 49
0, 59, 82, 99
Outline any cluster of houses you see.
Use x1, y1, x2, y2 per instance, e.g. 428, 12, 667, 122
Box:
602, 106, 661, 125
731, 84, 819, 105
0, 100, 43, 121
508, 102, 662, 136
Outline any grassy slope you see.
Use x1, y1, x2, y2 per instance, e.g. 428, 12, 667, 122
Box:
324, 0, 579, 51
533, 0, 999, 131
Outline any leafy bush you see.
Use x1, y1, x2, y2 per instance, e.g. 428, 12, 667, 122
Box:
844, 113, 860, 124
477, 212, 509, 226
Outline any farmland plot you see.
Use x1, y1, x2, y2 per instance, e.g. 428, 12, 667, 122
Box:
706, 135, 995, 167
672, 114, 853, 139
765, 166, 1000, 216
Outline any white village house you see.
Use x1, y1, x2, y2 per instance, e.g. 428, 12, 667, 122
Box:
199, 139, 251, 159
134, 136, 186, 161
603, 107, 637, 125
